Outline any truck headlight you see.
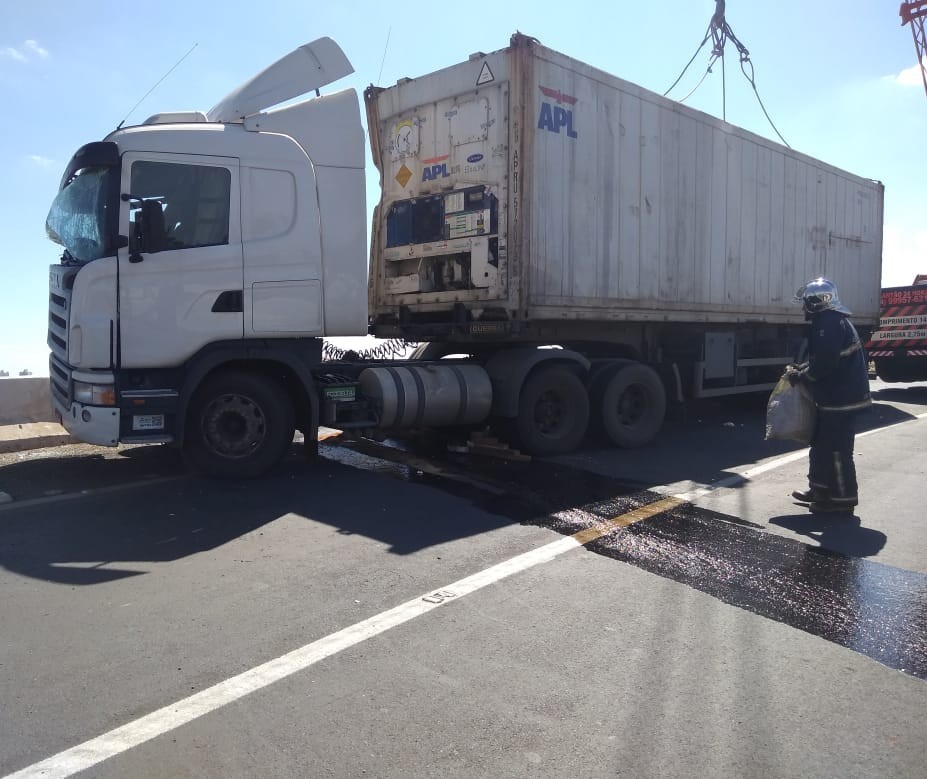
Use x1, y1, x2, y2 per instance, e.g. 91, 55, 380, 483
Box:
72, 381, 116, 406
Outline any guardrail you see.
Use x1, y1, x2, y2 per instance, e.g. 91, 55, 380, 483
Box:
0, 377, 54, 425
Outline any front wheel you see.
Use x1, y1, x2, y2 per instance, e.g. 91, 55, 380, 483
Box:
184, 371, 295, 479
513, 365, 590, 456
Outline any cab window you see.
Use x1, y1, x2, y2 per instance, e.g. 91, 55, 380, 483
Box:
129, 161, 231, 252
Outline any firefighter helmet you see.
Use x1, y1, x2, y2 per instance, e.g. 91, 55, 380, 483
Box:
795, 277, 851, 315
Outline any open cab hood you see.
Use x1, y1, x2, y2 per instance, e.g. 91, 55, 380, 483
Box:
207, 37, 353, 122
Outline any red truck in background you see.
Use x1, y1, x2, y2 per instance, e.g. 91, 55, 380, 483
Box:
866, 275, 927, 382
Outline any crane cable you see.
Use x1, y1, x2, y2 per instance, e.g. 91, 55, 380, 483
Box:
664, 1, 791, 148
662, 22, 713, 98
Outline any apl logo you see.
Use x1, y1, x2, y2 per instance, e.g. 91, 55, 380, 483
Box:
422, 154, 450, 182
538, 85, 578, 138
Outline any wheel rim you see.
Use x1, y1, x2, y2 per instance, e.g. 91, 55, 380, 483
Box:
616, 384, 648, 428
201, 393, 266, 459
534, 389, 568, 436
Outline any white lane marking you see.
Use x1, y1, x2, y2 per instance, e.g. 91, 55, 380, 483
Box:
7, 410, 925, 778
3, 536, 580, 779
672, 450, 809, 503
671, 410, 927, 503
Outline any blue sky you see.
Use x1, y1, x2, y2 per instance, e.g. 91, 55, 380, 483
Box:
1, 0, 924, 376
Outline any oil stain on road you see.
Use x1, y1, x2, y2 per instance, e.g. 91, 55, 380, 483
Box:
326, 439, 927, 681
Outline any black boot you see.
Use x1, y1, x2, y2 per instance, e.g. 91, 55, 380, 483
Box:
809, 500, 857, 514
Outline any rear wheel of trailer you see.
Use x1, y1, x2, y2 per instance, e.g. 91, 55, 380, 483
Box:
591, 362, 666, 448
511, 365, 590, 456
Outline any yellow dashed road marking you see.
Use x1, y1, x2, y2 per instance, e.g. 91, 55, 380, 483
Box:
571, 496, 685, 545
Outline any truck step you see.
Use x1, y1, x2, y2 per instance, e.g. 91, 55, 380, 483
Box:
120, 434, 174, 444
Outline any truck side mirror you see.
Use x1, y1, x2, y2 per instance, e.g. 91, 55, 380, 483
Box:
123, 193, 168, 258
137, 199, 167, 255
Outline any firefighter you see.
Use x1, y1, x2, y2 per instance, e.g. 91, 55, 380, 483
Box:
787, 277, 871, 513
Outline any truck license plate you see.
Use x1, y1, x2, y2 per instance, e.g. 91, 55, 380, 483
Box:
324, 386, 356, 401
132, 414, 165, 431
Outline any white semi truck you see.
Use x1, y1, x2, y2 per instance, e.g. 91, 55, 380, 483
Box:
45, 34, 884, 478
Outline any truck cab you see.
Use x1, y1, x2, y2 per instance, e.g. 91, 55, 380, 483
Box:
46, 39, 368, 464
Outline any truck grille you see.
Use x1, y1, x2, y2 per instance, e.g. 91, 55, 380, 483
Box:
48, 266, 79, 408
49, 353, 71, 408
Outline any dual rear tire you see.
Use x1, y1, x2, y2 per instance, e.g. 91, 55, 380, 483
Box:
513, 366, 590, 456
510, 361, 666, 456
590, 362, 666, 448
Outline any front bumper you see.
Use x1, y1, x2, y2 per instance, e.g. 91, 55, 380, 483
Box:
52, 395, 119, 447
49, 357, 119, 446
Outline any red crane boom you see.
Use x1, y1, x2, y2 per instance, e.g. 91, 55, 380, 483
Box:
901, 1, 927, 100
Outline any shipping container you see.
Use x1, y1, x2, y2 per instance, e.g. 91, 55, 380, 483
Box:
366, 33, 883, 334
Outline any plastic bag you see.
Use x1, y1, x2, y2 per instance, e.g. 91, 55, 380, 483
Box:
765, 373, 816, 444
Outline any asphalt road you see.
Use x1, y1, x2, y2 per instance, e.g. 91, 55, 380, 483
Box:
1, 380, 926, 778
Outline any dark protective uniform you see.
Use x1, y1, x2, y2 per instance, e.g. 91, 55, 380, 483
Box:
795, 309, 871, 507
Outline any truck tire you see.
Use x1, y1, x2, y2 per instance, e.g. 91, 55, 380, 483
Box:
513, 365, 590, 456
594, 362, 666, 448
184, 371, 295, 479
873, 358, 901, 383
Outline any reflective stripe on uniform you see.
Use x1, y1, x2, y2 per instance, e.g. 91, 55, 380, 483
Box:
807, 339, 863, 385
833, 451, 847, 498
839, 340, 862, 358
817, 398, 872, 412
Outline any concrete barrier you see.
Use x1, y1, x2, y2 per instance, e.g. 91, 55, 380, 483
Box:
0, 377, 55, 425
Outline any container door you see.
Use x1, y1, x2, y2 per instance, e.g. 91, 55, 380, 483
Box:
117, 152, 242, 368
374, 81, 509, 304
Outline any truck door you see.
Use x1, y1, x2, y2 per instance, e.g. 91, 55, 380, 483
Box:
117, 152, 242, 368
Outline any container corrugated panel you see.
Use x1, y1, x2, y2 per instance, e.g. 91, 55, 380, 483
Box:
367, 35, 883, 326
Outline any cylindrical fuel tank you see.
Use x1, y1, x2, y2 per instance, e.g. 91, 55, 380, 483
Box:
358, 363, 493, 428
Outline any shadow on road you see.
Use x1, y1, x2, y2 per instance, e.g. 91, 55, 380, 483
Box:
561, 394, 919, 488
871, 384, 927, 406
0, 442, 642, 585
857, 402, 918, 434
769, 512, 888, 558
0, 444, 186, 502
0, 384, 920, 587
